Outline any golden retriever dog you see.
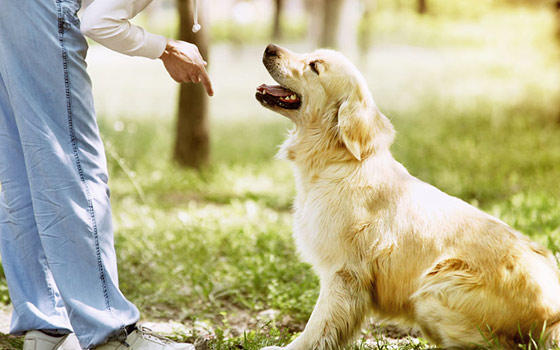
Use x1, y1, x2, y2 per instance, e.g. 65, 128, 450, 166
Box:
255, 44, 560, 349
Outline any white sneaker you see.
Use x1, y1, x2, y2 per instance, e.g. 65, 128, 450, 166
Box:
60, 334, 82, 350
23, 331, 80, 350
93, 326, 195, 350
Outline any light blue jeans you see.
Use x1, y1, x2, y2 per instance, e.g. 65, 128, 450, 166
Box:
0, 0, 140, 348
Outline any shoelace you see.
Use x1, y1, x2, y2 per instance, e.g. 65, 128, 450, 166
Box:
136, 326, 176, 345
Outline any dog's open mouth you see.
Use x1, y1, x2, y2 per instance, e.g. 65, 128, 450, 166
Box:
255, 84, 301, 110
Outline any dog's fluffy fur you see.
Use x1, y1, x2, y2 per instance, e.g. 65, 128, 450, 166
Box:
256, 45, 560, 349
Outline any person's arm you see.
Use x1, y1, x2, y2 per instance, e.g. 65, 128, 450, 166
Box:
80, 0, 166, 59
81, 0, 213, 95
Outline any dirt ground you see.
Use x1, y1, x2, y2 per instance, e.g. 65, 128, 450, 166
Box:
0, 304, 423, 349
0, 305, 10, 334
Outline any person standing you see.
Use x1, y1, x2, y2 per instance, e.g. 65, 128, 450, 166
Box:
0, 0, 212, 349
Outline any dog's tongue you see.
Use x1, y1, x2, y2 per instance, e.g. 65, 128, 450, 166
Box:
257, 84, 294, 97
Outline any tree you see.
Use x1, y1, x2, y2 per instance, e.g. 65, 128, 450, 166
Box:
319, 0, 345, 48
556, 1, 560, 41
417, 0, 427, 14
358, 0, 377, 58
174, 0, 210, 168
554, 0, 560, 124
304, 0, 321, 46
272, 0, 285, 40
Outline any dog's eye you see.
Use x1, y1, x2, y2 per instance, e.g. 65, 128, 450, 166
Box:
309, 61, 320, 75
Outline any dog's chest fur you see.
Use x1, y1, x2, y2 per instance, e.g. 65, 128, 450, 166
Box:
289, 156, 400, 273
292, 175, 352, 270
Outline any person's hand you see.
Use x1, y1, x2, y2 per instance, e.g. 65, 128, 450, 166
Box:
160, 39, 214, 96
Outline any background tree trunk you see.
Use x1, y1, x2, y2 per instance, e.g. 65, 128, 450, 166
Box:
305, 0, 322, 46
174, 0, 210, 168
272, 0, 284, 41
556, 0, 560, 41
358, 0, 376, 59
319, 0, 345, 48
417, 0, 427, 14
554, 0, 560, 124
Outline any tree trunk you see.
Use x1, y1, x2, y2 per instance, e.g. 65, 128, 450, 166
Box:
417, 0, 427, 14
556, 1, 560, 41
319, 0, 345, 48
358, 0, 376, 58
554, 0, 560, 124
272, 0, 284, 41
305, 0, 322, 46
174, 0, 210, 168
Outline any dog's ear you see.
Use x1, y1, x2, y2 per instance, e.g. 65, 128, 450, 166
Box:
337, 91, 394, 161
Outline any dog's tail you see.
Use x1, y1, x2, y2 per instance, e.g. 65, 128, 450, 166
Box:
545, 319, 560, 348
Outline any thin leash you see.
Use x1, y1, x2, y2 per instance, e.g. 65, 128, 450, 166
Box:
191, 0, 201, 33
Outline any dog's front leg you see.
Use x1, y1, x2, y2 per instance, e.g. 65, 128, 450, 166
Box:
263, 268, 371, 350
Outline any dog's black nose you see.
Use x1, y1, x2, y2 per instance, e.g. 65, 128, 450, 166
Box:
265, 44, 280, 57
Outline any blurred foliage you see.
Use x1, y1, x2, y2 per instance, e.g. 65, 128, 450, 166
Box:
211, 19, 307, 44
131, 0, 560, 45
0, 265, 9, 305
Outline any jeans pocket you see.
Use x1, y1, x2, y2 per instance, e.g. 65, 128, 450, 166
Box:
57, 0, 82, 29
56, 0, 88, 59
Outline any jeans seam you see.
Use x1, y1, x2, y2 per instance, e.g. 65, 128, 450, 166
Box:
41, 257, 57, 311
55, 0, 111, 312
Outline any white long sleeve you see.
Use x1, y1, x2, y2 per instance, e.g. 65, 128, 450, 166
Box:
80, 0, 167, 59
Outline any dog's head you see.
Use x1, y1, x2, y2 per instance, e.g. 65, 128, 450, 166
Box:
256, 44, 394, 163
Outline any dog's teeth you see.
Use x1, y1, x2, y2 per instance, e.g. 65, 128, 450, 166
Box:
291, 95, 297, 100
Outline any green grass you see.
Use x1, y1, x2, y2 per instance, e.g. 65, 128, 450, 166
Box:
1, 2, 560, 349
0, 336, 23, 350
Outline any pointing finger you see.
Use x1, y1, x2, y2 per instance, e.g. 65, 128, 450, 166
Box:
198, 68, 214, 96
